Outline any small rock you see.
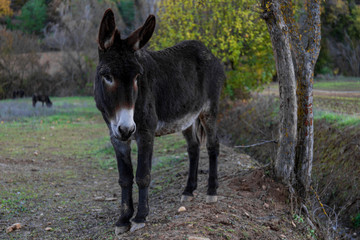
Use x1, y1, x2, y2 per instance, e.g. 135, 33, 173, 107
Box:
55, 193, 61, 197
244, 211, 250, 218
34, 151, 39, 156
6, 223, 22, 233
262, 185, 266, 190
178, 206, 186, 212
280, 234, 286, 239
188, 237, 210, 240
264, 203, 270, 208
45, 227, 53, 231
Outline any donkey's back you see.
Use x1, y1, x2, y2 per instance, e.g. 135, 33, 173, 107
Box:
141, 40, 225, 124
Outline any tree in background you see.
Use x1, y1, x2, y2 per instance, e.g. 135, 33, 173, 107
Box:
316, 0, 360, 76
0, 0, 13, 18
261, 0, 321, 199
151, 0, 275, 97
0, 28, 49, 99
43, 0, 123, 95
17, 0, 47, 34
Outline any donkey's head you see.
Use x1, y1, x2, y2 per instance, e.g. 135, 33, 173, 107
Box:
95, 9, 155, 141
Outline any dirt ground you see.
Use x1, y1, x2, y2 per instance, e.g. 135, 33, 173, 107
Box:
0, 98, 315, 239
0, 140, 312, 239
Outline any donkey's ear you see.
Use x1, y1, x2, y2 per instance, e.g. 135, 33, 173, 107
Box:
98, 9, 118, 50
126, 15, 156, 51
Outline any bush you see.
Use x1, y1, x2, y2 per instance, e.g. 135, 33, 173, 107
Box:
0, 28, 50, 98
151, 0, 275, 98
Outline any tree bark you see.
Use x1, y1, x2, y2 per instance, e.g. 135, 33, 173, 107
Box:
261, 0, 321, 197
261, 0, 298, 184
282, 0, 321, 196
293, 0, 321, 196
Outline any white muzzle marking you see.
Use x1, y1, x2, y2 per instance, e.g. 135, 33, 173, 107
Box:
111, 108, 136, 138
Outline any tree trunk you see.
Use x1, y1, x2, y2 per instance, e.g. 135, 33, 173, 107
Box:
261, 0, 298, 184
293, 0, 321, 196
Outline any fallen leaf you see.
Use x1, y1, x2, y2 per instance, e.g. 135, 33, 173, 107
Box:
6, 223, 22, 233
45, 227, 53, 231
178, 206, 186, 212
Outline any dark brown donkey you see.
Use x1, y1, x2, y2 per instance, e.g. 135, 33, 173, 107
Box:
94, 9, 225, 235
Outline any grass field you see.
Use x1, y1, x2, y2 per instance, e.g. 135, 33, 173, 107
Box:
0, 97, 314, 239
0, 97, 187, 239
314, 76, 360, 91
262, 76, 360, 122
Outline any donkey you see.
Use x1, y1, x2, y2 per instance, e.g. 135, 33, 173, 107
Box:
32, 94, 52, 107
94, 9, 225, 234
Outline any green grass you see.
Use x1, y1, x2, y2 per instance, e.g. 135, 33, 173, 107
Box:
314, 81, 360, 91
314, 76, 360, 91
0, 96, 194, 239
314, 111, 360, 126
0, 186, 38, 216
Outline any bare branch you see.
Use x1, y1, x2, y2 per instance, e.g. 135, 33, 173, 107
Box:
235, 140, 277, 148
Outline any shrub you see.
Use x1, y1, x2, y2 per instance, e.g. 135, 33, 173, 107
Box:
151, 0, 275, 97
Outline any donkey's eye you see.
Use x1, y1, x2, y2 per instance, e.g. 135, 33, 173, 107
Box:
102, 75, 113, 84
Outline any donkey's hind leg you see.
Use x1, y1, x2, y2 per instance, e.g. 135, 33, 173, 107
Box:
181, 124, 200, 202
199, 112, 219, 203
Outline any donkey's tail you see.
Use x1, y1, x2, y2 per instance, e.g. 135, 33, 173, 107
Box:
194, 118, 206, 145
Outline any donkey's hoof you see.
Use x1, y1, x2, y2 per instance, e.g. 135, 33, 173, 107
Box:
115, 225, 130, 235
130, 222, 145, 232
181, 195, 194, 202
206, 195, 218, 203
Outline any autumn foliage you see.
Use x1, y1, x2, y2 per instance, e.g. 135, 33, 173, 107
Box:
151, 0, 275, 97
0, 0, 13, 18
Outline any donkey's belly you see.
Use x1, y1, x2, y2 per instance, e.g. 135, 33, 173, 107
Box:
155, 111, 200, 136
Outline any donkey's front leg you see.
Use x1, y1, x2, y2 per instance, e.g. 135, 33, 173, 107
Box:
131, 133, 154, 231
111, 137, 134, 235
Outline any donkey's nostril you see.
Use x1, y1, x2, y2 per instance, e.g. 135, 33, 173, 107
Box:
118, 126, 126, 136
129, 126, 136, 135
118, 125, 136, 140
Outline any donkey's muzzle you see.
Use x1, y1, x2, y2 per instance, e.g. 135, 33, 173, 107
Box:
118, 125, 136, 141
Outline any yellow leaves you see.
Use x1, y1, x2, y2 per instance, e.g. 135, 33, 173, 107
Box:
0, 0, 12, 17
151, 0, 275, 94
